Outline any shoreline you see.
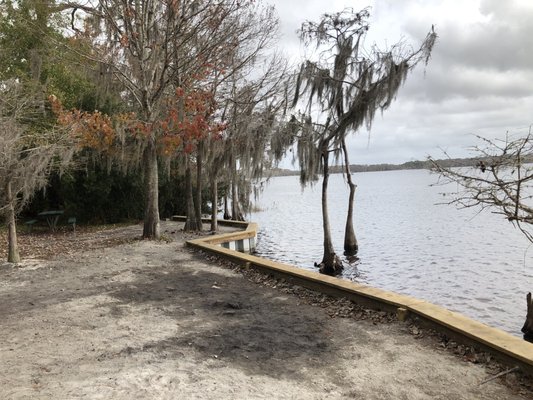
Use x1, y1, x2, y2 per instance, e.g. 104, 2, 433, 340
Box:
185, 218, 533, 377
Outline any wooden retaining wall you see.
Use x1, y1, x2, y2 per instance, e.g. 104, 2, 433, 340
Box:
180, 217, 533, 375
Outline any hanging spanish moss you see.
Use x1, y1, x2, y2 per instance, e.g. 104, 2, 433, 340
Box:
213, 53, 291, 222
290, 7, 436, 274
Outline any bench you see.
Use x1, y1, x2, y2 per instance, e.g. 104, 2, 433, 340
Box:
68, 217, 76, 233
24, 216, 77, 233
24, 219, 38, 232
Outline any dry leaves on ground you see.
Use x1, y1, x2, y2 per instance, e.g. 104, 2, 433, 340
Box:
0, 223, 141, 261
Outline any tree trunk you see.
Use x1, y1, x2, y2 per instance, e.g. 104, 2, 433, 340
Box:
342, 139, 358, 256
194, 141, 203, 231
6, 180, 21, 263
223, 193, 230, 220
522, 292, 533, 343
231, 178, 238, 219
317, 148, 343, 276
231, 177, 244, 221
211, 177, 218, 232
184, 157, 199, 231
229, 154, 244, 221
142, 140, 161, 239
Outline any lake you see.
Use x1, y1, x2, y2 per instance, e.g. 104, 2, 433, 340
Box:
250, 169, 533, 336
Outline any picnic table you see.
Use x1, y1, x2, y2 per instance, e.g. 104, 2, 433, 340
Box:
38, 210, 64, 231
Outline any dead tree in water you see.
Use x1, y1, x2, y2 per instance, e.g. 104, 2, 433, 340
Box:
430, 130, 533, 341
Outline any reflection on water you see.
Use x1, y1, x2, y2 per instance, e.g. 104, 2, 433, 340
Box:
251, 170, 533, 336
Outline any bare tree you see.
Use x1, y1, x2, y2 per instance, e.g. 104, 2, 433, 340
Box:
292, 8, 436, 275
430, 130, 533, 341
0, 84, 75, 263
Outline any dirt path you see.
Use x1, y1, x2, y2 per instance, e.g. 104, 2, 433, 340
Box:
0, 221, 530, 399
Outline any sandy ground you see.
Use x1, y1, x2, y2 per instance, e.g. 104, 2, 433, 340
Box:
0, 221, 531, 399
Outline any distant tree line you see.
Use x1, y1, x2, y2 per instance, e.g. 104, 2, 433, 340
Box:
269, 155, 523, 177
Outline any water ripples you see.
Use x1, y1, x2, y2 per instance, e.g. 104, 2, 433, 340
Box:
251, 171, 533, 336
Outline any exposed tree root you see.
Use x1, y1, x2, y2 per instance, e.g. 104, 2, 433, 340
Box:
316, 253, 344, 276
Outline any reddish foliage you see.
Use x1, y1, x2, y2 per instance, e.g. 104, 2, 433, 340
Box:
49, 84, 226, 158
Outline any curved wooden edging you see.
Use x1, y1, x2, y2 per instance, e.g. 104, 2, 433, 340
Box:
184, 219, 533, 375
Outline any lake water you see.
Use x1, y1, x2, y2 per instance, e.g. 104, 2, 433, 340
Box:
250, 169, 533, 336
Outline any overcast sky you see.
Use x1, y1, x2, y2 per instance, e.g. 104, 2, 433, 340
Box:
266, 0, 533, 166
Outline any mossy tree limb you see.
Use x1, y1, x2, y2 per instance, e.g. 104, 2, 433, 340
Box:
290, 8, 436, 274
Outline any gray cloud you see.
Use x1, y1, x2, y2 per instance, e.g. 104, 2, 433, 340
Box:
400, 65, 533, 102
395, 0, 533, 100
269, 0, 533, 165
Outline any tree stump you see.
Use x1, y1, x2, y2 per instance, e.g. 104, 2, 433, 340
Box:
522, 292, 533, 343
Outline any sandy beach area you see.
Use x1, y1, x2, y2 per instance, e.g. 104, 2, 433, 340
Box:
0, 221, 531, 399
